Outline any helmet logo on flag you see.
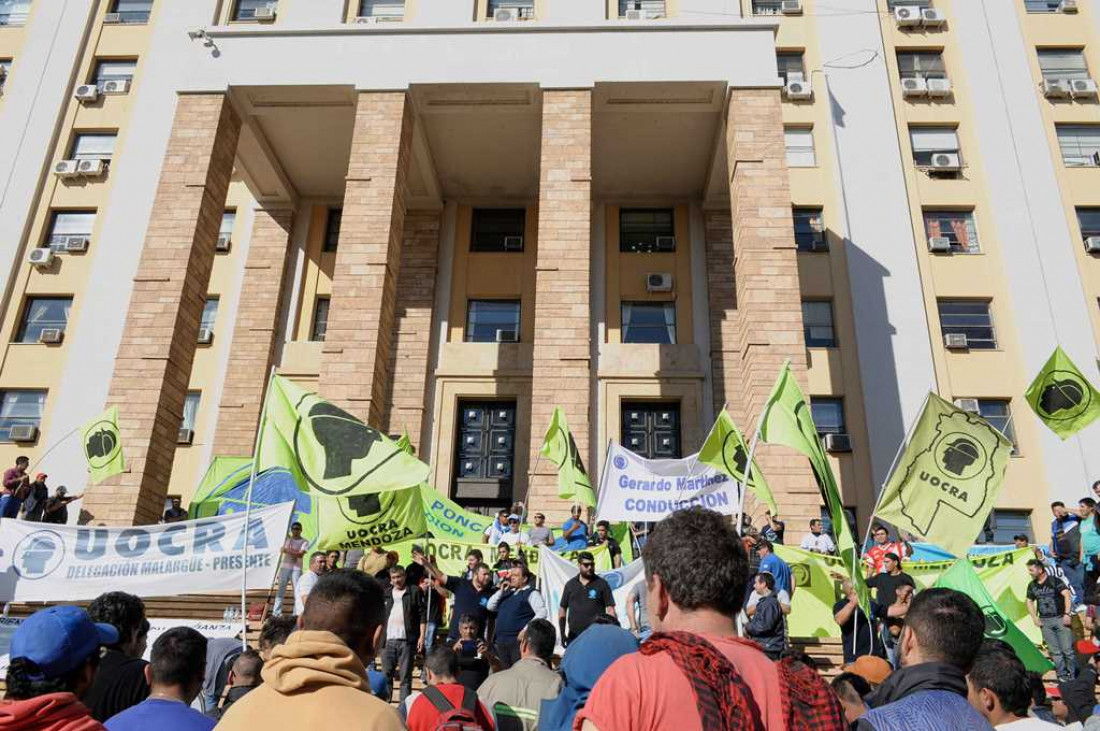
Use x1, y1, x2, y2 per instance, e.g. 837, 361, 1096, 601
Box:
84, 420, 120, 470
1036, 371, 1091, 422
292, 397, 400, 496
720, 432, 749, 480
934, 432, 988, 482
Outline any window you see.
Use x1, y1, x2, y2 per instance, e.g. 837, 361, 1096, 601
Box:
16, 297, 71, 343
465, 300, 521, 343
619, 0, 665, 17
45, 211, 95, 252
802, 301, 837, 348
471, 209, 525, 252
793, 208, 826, 252
1025, 0, 1062, 10
200, 298, 218, 334
977, 399, 1017, 451
909, 126, 960, 166
320, 208, 341, 253
622, 402, 681, 459
977, 510, 1032, 544
924, 210, 980, 253
785, 127, 816, 167
0, 391, 44, 442
619, 209, 674, 253
887, 0, 930, 6
821, 505, 859, 543
622, 302, 676, 344
0, 60, 11, 92
938, 300, 997, 349
234, 0, 276, 20
897, 50, 947, 80
492, 0, 536, 19
311, 298, 330, 342
359, 0, 404, 18
220, 210, 236, 238
93, 59, 137, 86
453, 401, 516, 505
0, 1, 31, 26
1057, 125, 1100, 166
181, 391, 200, 433
810, 397, 846, 435
69, 133, 116, 161
1038, 48, 1089, 81
776, 52, 806, 84
109, 0, 153, 23
1078, 208, 1100, 240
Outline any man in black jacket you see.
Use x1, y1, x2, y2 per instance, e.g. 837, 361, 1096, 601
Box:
379, 564, 426, 703
82, 591, 151, 722
745, 572, 786, 660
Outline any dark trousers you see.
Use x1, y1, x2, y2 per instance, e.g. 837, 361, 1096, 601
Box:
380, 638, 415, 702
494, 639, 521, 670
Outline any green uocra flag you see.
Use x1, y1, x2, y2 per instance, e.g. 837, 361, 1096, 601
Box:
81, 406, 125, 484
934, 559, 1053, 674
313, 485, 427, 551
539, 407, 596, 507
1025, 346, 1100, 440
876, 393, 1012, 558
395, 430, 415, 456
698, 409, 777, 514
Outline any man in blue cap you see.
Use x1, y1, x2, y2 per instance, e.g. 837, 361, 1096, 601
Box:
0, 604, 118, 729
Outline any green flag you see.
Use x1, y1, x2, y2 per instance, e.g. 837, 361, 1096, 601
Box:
257, 375, 431, 497
698, 409, 777, 514
539, 408, 596, 507
81, 406, 125, 484
395, 430, 415, 456
1025, 346, 1100, 439
313, 485, 427, 551
934, 559, 1053, 674
759, 361, 869, 609
876, 393, 1012, 558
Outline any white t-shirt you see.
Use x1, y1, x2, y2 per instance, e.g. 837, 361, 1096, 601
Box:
499, 530, 530, 547
744, 589, 791, 614
799, 533, 836, 554
295, 570, 320, 615
281, 537, 310, 569
484, 521, 506, 546
387, 587, 407, 641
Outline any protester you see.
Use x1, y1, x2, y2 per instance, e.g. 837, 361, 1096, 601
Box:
162, 497, 187, 523
484, 508, 511, 546
488, 563, 548, 669
1080, 498, 1100, 606
1051, 501, 1086, 608
560, 504, 590, 551
43, 485, 82, 524
844, 656, 894, 689
559, 551, 616, 645
294, 551, 326, 616
451, 615, 498, 691
215, 570, 404, 730
528, 512, 555, 547
22, 472, 49, 521
1014, 534, 1031, 550
625, 580, 651, 641
212, 649, 262, 721
379, 564, 426, 702
587, 520, 623, 568
863, 524, 912, 575
1060, 641, 1100, 725
257, 615, 296, 661
413, 548, 496, 643
755, 539, 793, 596
542, 624, 639, 731
801, 518, 837, 555
575, 507, 845, 731
759, 510, 786, 544
356, 546, 389, 575
420, 572, 445, 665
478, 619, 562, 731
325, 549, 341, 571
832, 672, 873, 727
966, 640, 1057, 729
745, 573, 791, 618
500, 514, 531, 548
494, 542, 515, 584
856, 588, 989, 730
0, 454, 30, 518
273, 522, 309, 616
104, 627, 214, 731
463, 548, 485, 580
744, 572, 787, 660
84, 592, 150, 723
200, 636, 242, 714
1027, 672, 1059, 724
374, 551, 400, 586
0, 605, 117, 731
1046, 686, 1078, 728
1026, 558, 1077, 682
833, 575, 887, 664
400, 647, 495, 731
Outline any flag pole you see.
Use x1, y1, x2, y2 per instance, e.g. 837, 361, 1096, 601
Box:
240, 366, 276, 650
27, 425, 82, 475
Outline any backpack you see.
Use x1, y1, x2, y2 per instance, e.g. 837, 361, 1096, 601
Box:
421, 685, 487, 731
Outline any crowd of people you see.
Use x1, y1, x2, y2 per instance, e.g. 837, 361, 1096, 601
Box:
0, 454, 82, 522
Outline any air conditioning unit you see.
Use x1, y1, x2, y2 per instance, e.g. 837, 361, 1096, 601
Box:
781, 0, 803, 14
64, 236, 89, 252
38, 328, 63, 344
74, 84, 99, 102
624, 9, 649, 20
654, 235, 676, 252
502, 235, 523, 251
101, 79, 129, 94
77, 159, 105, 177
646, 272, 673, 293
894, 5, 922, 26
253, 5, 277, 20
9, 425, 38, 443
954, 398, 980, 413
494, 8, 520, 21
926, 77, 952, 97
197, 328, 214, 344
901, 77, 928, 97
824, 433, 852, 453
54, 160, 80, 178
944, 333, 969, 349
1061, 0, 1079, 12
1043, 79, 1071, 98
928, 236, 953, 253
1071, 79, 1099, 98
930, 152, 962, 171
177, 428, 195, 445
1085, 236, 1100, 254
921, 8, 945, 26
355, 15, 379, 23
784, 78, 812, 100
103, 12, 122, 23
215, 233, 231, 252
495, 329, 518, 343
28, 248, 54, 267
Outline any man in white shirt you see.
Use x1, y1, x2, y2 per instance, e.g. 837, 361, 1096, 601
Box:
483, 508, 510, 546
967, 639, 1062, 729
499, 515, 530, 548
293, 552, 326, 616
800, 519, 837, 555
274, 522, 310, 615
379, 565, 425, 703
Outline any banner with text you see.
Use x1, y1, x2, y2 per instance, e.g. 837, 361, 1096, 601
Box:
314, 485, 426, 551
391, 537, 613, 577
596, 442, 738, 522
0, 503, 294, 602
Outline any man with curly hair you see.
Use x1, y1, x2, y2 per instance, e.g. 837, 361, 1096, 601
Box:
83, 591, 150, 722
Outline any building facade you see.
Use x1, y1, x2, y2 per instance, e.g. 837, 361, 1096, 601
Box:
0, 0, 1097, 541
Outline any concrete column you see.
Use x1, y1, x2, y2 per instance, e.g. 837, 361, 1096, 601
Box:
211, 206, 296, 458
319, 91, 416, 427
83, 94, 241, 525
527, 90, 593, 520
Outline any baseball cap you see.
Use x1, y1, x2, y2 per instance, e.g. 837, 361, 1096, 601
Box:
34, 473, 46, 481
1077, 639, 1100, 655
507, 514, 521, 523
10, 605, 118, 679
844, 655, 893, 686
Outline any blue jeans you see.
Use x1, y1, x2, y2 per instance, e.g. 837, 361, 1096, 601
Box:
1040, 615, 1077, 682
273, 565, 300, 615
1059, 559, 1086, 609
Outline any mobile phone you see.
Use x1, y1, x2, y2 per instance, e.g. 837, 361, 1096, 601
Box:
460, 640, 477, 657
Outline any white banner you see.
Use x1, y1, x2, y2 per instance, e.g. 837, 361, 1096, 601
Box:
538, 546, 646, 653
596, 442, 739, 522
0, 502, 294, 602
